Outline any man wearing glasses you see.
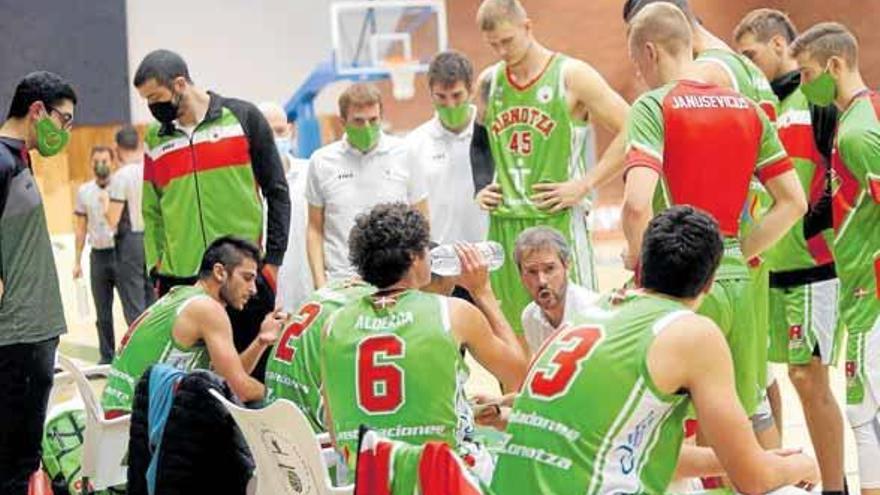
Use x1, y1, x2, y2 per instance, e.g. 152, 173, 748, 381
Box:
0, 71, 77, 494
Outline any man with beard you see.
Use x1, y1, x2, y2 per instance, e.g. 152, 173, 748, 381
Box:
516, 226, 599, 355
100, 236, 286, 415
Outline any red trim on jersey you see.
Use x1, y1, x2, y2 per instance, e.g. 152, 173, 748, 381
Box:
778, 123, 823, 166
505, 53, 557, 91
145, 135, 251, 187
869, 176, 880, 204
831, 145, 861, 231
623, 148, 662, 180
759, 101, 778, 122
806, 235, 834, 266
756, 157, 793, 184
874, 256, 880, 300
660, 81, 763, 236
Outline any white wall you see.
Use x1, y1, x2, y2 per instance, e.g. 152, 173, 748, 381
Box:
126, 0, 334, 123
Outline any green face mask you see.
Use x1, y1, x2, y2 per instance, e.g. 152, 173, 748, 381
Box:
801, 70, 837, 107
435, 103, 471, 130
35, 116, 70, 157
346, 123, 380, 152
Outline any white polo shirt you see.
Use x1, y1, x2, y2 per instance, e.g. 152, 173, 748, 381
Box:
277, 157, 313, 311
521, 282, 600, 355
108, 160, 145, 232
306, 133, 428, 281
406, 106, 488, 244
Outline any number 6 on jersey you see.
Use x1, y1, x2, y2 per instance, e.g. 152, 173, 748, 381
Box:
527, 325, 604, 400
356, 334, 406, 414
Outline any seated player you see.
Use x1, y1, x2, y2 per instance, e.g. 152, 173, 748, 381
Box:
264, 261, 466, 434
320, 202, 527, 476
265, 277, 374, 432
100, 236, 285, 414
516, 226, 599, 356
489, 206, 818, 494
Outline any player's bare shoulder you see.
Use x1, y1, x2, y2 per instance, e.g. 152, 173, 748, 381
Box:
561, 56, 620, 124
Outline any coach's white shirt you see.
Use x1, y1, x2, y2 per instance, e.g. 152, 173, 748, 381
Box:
277, 157, 313, 312
406, 106, 487, 244
306, 133, 428, 281
521, 282, 599, 355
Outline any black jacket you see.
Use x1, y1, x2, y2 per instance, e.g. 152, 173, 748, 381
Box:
128, 368, 254, 494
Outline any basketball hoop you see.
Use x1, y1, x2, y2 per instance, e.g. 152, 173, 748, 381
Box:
383, 57, 418, 101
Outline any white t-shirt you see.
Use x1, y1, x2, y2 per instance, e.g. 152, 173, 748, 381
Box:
109, 160, 145, 232
405, 107, 488, 244
521, 282, 599, 355
276, 157, 313, 312
75, 180, 115, 250
305, 133, 428, 281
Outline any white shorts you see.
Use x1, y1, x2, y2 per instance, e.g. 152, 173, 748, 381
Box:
853, 415, 880, 489
845, 324, 880, 427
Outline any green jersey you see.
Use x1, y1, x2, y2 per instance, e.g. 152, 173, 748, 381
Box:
321, 290, 471, 464
491, 292, 691, 494
264, 280, 374, 432
831, 90, 880, 334
484, 53, 587, 219
763, 85, 835, 272
101, 286, 211, 412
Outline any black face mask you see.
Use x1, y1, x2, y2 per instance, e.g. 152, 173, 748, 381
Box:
148, 92, 181, 124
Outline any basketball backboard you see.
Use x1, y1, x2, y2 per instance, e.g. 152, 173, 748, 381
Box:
330, 0, 448, 77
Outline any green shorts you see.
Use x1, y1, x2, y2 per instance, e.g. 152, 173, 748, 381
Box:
488, 210, 595, 335
768, 278, 842, 366
698, 275, 761, 415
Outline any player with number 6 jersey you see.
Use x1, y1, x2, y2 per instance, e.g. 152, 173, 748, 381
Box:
264, 279, 374, 432
321, 203, 527, 479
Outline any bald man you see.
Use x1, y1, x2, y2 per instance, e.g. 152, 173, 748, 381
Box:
473, 0, 630, 352
258, 102, 312, 311
622, 2, 806, 421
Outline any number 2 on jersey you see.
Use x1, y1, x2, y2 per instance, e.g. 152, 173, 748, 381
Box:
357, 335, 405, 414
528, 326, 603, 400
273, 302, 322, 363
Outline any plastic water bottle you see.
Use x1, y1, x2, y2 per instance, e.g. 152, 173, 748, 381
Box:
75, 278, 90, 320
430, 241, 505, 276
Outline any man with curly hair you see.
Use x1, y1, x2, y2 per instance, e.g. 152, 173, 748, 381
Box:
320, 202, 527, 481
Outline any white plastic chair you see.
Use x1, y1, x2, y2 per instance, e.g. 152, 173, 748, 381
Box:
55, 354, 130, 493
209, 389, 353, 495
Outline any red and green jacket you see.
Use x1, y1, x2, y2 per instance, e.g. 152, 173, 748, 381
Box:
831, 89, 880, 333
143, 92, 290, 278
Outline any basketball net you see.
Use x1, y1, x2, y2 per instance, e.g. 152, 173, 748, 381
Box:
383, 57, 417, 101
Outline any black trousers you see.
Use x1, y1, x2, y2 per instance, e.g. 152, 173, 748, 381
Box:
156, 270, 275, 381
114, 232, 155, 326
90, 248, 117, 364
0, 337, 58, 494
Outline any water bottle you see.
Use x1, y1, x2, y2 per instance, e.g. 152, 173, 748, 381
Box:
430, 241, 505, 276
75, 278, 90, 321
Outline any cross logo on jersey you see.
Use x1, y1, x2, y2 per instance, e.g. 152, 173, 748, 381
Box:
845, 360, 857, 379
788, 325, 803, 341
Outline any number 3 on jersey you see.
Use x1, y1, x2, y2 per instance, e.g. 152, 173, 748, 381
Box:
357, 335, 406, 414
508, 130, 533, 155
273, 302, 322, 363
527, 326, 604, 400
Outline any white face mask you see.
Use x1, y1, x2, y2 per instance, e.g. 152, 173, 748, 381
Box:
275, 136, 295, 158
